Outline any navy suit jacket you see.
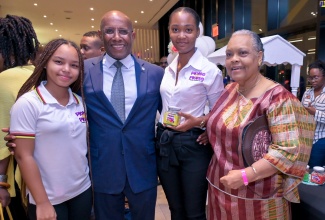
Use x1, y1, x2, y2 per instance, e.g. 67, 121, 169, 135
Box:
84, 55, 164, 194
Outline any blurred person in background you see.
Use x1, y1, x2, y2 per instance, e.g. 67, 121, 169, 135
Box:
80, 31, 104, 60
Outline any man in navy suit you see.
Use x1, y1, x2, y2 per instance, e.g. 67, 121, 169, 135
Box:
84, 10, 164, 220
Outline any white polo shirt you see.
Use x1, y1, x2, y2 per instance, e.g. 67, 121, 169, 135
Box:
159, 49, 224, 124
10, 81, 91, 205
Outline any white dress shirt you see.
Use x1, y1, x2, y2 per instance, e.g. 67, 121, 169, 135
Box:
103, 54, 137, 120
159, 49, 224, 124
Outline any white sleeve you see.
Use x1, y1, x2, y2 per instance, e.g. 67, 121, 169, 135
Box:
206, 67, 224, 110
10, 95, 40, 135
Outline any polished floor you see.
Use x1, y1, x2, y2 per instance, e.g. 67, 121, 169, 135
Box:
155, 185, 171, 220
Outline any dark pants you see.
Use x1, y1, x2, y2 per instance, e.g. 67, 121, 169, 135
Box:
28, 187, 92, 220
94, 178, 156, 220
156, 124, 212, 220
308, 138, 325, 167
3, 182, 28, 220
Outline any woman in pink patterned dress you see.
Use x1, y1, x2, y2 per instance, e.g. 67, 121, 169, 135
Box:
205, 30, 315, 220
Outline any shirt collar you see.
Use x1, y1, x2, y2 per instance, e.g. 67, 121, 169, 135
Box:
103, 53, 134, 69
168, 48, 203, 73
35, 81, 79, 105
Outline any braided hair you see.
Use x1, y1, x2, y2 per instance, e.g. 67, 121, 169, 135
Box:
17, 38, 84, 99
0, 14, 39, 70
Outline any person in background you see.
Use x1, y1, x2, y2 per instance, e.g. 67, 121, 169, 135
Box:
159, 56, 168, 69
10, 38, 92, 220
302, 60, 325, 167
156, 7, 223, 220
0, 14, 39, 220
80, 31, 104, 60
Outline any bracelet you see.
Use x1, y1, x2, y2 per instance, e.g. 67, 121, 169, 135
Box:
0, 175, 7, 183
0, 182, 10, 189
241, 169, 249, 186
199, 119, 206, 128
251, 165, 257, 174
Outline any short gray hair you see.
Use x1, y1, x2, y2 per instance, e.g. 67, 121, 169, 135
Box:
231, 29, 264, 62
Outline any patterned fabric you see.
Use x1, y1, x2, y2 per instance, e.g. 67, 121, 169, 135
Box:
301, 86, 325, 143
206, 82, 315, 220
111, 60, 125, 122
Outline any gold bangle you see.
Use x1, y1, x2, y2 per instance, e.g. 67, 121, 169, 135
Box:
251, 165, 257, 174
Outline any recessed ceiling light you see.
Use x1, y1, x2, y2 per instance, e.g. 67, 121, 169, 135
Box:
141, 11, 144, 14
150, 0, 153, 1
135, 20, 138, 23
259, 29, 262, 32
90, 8, 94, 10
55, 29, 58, 32
91, 26, 94, 28
91, 18, 94, 21
34, 3, 38, 6
43, 15, 47, 18
50, 23, 53, 25
59, 35, 62, 37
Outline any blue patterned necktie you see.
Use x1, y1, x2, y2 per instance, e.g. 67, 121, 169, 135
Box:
111, 60, 125, 122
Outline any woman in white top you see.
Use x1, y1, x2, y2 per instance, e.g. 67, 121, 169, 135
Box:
156, 7, 223, 220
302, 60, 325, 167
10, 38, 91, 220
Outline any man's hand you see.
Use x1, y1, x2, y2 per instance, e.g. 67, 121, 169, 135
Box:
1, 128, 16, 154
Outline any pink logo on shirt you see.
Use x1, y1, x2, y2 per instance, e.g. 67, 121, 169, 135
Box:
75, 111, 86, 123
189, 71, 205, 82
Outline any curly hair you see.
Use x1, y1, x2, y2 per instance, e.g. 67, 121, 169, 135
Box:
0, 15, 39, 70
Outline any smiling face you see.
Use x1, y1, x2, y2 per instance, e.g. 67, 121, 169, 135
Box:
308, 68, 325, 91
225, 34, 263, 84
45, 44, 80, 91
99, 11, 135, 60
168, 11, 199, 56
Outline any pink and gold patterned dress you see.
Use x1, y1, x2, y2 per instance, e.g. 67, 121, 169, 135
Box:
206, 82, 315, 220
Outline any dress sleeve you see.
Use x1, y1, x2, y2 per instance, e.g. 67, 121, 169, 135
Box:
263, 90, 315, 201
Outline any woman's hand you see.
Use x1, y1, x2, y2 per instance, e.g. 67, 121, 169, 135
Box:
304, 106, 316, 115
165, 112, 202, 132
36, 201, 56, 220
220, 170, 245, 189
0, 188, 11, 207
197, 131, 209, 145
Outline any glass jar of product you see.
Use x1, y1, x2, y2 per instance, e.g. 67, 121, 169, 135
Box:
310, 166, 325, 185
163, 106, 181, 126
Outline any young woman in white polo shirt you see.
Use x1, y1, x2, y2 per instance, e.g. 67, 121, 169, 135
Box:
156, 7, 224, 220
9, 38, 91, 220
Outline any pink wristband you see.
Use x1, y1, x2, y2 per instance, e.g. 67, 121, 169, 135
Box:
241, 169, 249, 186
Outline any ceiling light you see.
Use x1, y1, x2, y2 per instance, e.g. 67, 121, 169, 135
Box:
288, 38, 303, 43
91, 18, 94, 21
141, 11, 144, 14
91, 26, 94, 28
308, 49, 316, 51
55, 29, 58, 32
34, 3, 37, 6
43, 15, 47, 18
90, 8, 94, 10
259, 29, 262, 32
308, 36, 316, 40
59, 35, 62, 37
307, 52, 316, 55
50, 23, 53, 25
135, 20, 138, 23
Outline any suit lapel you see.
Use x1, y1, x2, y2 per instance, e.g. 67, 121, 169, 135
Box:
89, 56, 122, 122
125, 56, 147, 123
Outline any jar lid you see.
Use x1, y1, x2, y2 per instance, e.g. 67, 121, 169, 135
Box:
168, 106, 181, 111
313, 166, 325, 172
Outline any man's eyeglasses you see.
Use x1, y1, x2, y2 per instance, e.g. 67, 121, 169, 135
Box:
104, 28, 133, 36
307, 76, 322, 82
